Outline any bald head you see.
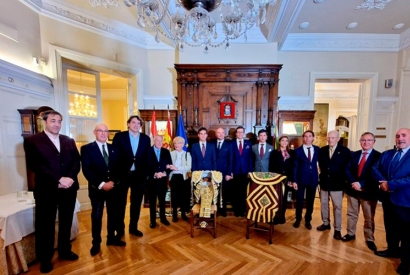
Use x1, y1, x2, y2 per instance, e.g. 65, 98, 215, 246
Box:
395, 128, 410, 150
94, 123, 109, 143
216, 128, 225, 141
327, 130, 340, 147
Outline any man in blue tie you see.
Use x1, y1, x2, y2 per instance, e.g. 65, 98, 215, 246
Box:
373, 128, 410, 275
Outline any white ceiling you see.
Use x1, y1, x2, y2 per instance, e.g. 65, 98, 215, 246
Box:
21, 0, 410, 51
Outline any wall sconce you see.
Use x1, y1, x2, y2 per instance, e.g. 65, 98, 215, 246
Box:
385, 79, 393, 88
32, 57, 39, 66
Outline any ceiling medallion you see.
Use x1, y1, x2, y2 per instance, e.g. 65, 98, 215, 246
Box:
356, 0, 393, 11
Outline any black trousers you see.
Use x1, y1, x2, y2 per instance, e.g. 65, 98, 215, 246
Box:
34, 188, 77, 263
170, 174, 190, 215
90, 190, 116, 245
381, 191, 401, 251
148, 178, 168, 222
275, 183, 292, 223
230, 174, 249, 216
295, 184, 316, 223
395, 205, 410, 266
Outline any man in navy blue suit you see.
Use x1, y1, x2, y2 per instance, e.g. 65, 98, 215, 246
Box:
215, 127, 233, 216
112, 115, 151, 237
147, 135, 172, 228
191, 127, 216, 171
343, 132, 380, 252
292, 130, 319, 230
81, 123, 125, 257
373, 128, 410, 275
229, 126, 252, 217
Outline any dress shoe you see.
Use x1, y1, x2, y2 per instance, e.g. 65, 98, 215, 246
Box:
40, 261, 53, 273
397, 262, 410, 275
106, 238, 126, 246
58, 251, 79, 261
305, 222, 312, 230
365, 241, 377, 252
374, 249, 401, 258
149, 222, 157, 228
333, 230, 342, 240
90, 245, 100, 256
161, 219, 170, 226
129, 229, 143, 237
316, 224, 331, 231
293, 220, 300, 228
341, 234, 356, 242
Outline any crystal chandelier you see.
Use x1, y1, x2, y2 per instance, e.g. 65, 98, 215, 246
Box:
356, 0, 393, 11
89, 0, 277, 52
69, 94, 98, 117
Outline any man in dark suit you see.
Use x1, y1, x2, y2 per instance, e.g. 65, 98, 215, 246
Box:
342, 132, 381, 252
81, 123, 125, 257
148, 135, 172, 228
317, 130, 351, 240
191, 127, 216, 171
292, 130, 320, 230
23, 110, 80, 273
111, 115, 151, 237
215, 127, 233, 216
252, 129, 274, 172
373, 128, 410, 275
229, 126, 252, 217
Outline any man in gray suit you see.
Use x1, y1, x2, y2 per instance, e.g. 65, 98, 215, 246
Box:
252, 129, 274, 172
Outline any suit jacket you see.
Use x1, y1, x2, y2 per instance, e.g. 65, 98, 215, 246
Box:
229, 139, 253, 175
81, 141, 119, 200
293, 145, 320, 187
318, 144, 351, 191
23, 131, 81, 199
372, 148, 410, 208
269, 149, 295, 182
111, 131, 151, 183
345, 149, 381, 200
191, 142, 216, 171
215, 140, 233, 177
252, 143, 274, 172
148, 147, 172, 186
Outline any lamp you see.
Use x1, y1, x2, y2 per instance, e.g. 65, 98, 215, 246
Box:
89, 0, 277, 52
356, 0, 393, 11
68, 72, 97, 118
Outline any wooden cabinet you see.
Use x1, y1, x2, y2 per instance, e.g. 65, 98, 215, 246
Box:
174, 64, 282, 140
278, 110, 316, 149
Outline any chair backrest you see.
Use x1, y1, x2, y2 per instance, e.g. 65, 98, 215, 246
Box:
246, 172, 287, 223
191, 170, 222, 217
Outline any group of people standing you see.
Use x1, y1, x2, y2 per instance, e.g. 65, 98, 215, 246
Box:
23, 110, 410, 275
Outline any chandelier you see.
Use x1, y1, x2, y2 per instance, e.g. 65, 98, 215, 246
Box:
69, 94, 98, 117
356, 0, 393, 11
89, 0, 277, 52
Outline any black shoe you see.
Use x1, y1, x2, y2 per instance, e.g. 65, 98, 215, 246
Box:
293, 220, 300, 228
150, 222, 157, 228
341, 234, 356, 242
161, 219, 170, 226
317, 224, 331, 231
40, 262, 53, 273
181, 215, 189, 221
333, 230, 342, 240
106, 238, 126, 246
305, 222, 312, 230
58, 251, 79, 261
129, 229, 143, 237
374, 249, 401, 258
90, 245, 100, 256
397, 262, 410, 275
365, 241, 377, 252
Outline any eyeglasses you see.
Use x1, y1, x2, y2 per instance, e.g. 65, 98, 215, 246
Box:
360, 139, 374, 142
95, 129, 109, 133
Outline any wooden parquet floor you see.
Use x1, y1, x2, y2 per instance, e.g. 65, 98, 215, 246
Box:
25, 199, 399, 275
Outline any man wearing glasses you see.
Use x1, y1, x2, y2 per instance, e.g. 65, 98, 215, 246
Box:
342, 132, 380, 252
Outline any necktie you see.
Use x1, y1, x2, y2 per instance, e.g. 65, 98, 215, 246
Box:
239, 141, 243, 155
307, 147, 311, 162
389, 149, 403, 173
201, 143, 205, 157
260, 144, 264, 158
156, 149, 160, 161
357, 151, 367, 177
329, 147, 334, 158
102, 144, 109, 166
218, 142, 221, 150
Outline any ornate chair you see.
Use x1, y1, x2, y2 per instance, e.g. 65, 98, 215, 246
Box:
245, 172, 286, 244
190, 170, 222, 238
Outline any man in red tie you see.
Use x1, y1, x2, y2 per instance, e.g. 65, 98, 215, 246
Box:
191, 127, 216, 171
342, 132, 381, 252
252, 129, 274, 172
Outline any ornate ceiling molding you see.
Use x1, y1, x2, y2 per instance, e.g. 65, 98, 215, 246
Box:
20, 0, 173, 50
282, 33, 400, 52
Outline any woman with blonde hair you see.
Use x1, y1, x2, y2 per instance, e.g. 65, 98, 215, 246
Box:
167, 136, 192, 222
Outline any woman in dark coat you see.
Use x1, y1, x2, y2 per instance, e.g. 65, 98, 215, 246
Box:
269, 135, 295, 224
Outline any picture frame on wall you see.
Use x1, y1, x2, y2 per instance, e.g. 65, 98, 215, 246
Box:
108, 130, 120, 141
